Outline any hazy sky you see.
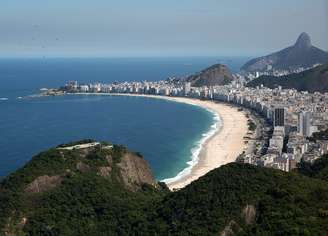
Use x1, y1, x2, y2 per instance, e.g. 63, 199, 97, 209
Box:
1, 0, 327, 57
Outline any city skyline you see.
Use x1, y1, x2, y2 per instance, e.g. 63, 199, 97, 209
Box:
1, 0, 328, 57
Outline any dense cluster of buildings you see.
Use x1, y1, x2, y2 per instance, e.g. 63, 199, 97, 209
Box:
62, 78, 328, 172
207, 83, 328, 171
243, 63, 322, 80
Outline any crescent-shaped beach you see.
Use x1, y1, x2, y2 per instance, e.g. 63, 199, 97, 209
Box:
103, 94, 249, 190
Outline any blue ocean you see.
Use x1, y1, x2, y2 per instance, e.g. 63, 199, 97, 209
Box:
0, 57, 248, 180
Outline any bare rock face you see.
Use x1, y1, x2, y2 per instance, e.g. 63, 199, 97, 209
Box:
98, 166, 112, 177
105, 154, 113, 165
220, 220, 240, 236
117, 153, 158, 191
220, 204, 256, 235
242, 204, 256, 225
294, 32, 312, 49
25, 175, 62, 194
98, 153, 113, 177
76, 162, 91, 173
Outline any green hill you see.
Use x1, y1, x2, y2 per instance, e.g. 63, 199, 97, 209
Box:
1, 140, 328, 235
247, 63, 328, 93
186, 64, 234, 87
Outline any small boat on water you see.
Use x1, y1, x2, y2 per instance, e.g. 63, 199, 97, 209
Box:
0, 97, 9, 101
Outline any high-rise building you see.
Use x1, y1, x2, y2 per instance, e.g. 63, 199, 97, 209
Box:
298, 111, 311, 137
184, 82, 191, 96
274, 107, 285, 127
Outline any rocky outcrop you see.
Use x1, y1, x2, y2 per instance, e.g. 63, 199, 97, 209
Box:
187, 64, 234, 87
76, 162, 91, 173
117, 153, 158, 191
220, 220, 240, 236
98, 166, 112, 177
25, 175, 62, 194
23, 144, 157, 193
241, 32, 328, 72
220, 204, 256, 235
242, 204, 256, 225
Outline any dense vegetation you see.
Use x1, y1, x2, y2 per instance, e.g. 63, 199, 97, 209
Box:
186, 64, 233, 87
1, 141, 328, 235
0, 142, 166, 235
297, 155, 328, 182
247, 119, 257, 131
308, 129, 328, 142
247, 63, 328, 93
158, 162, 328, 235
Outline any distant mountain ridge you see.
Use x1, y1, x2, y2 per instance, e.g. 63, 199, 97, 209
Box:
247, 63, 328, 93
241, 32, 328, 72
186, 64, 234, 87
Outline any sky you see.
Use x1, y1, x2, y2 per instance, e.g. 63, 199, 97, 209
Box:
1, 0, 327, 57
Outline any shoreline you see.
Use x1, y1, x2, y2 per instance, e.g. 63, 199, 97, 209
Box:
73, 93, 249, 190
161, 108, 220, 185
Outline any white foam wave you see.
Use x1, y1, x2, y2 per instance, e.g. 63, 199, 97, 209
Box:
162, 108, 222, 184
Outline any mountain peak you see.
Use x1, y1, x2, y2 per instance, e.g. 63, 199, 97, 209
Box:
295, 32, 312, 48
241, 32, 328, 72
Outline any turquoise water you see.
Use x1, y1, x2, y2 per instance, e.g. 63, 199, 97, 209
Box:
0, 57, 247, 180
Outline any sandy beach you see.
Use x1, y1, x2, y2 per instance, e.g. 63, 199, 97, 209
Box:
74, 93, 248, 190
102, 94, 249, 190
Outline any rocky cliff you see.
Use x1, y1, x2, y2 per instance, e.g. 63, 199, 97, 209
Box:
0, 140, 161, 235
241, 32, 328, 72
